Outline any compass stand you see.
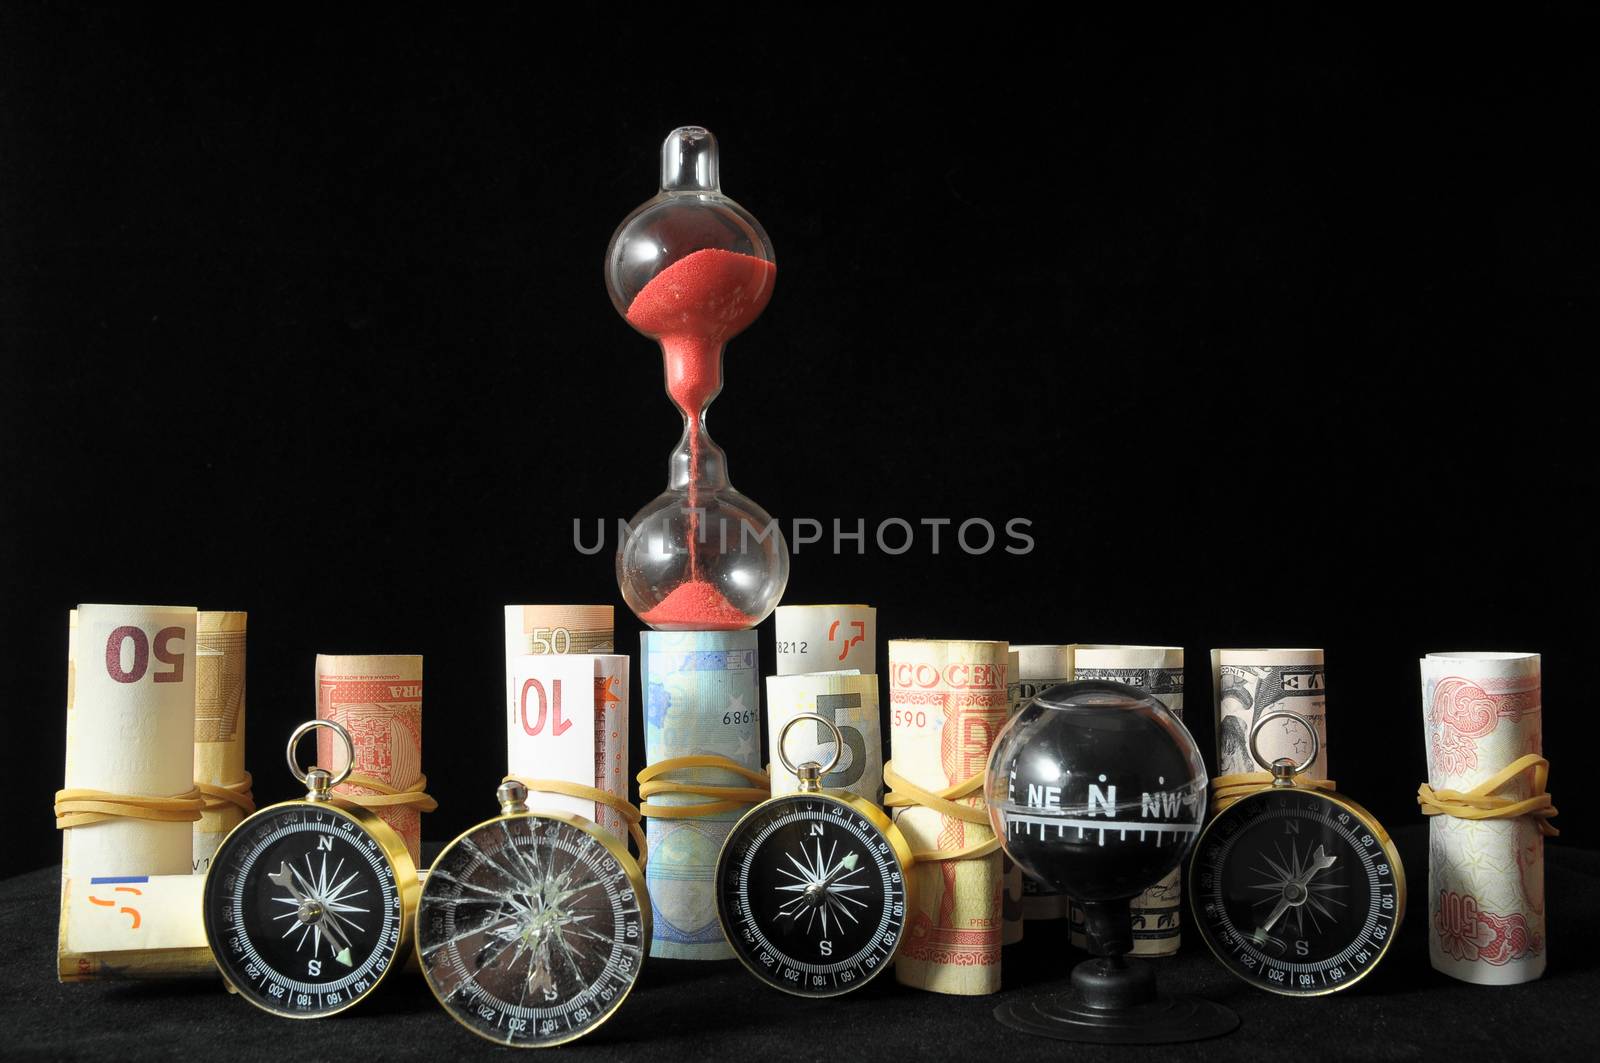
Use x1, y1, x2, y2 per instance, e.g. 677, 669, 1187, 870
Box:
994, 900, 1237, 1044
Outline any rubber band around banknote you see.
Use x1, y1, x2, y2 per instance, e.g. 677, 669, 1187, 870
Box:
637, 756, 769, 818
504, 774, 650, 868
332, 772, 439, 813
1417, 753, 1558, 837
54, 787, 205, 829
199, 773, 256, 815
882, 760, 1000, 862
1210, 772, 1339, 815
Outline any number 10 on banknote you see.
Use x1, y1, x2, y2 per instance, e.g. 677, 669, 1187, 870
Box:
505, 654, 631, 845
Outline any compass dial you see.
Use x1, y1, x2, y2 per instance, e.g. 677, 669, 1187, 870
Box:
1191, 788, 1404, 996
416, 813, 648, 1047
203, 803, 409, 1017
717, 794, 908, 997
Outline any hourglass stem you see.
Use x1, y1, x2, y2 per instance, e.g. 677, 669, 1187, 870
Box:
662, 335, 731, 579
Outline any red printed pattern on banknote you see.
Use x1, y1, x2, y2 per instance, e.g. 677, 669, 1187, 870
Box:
1435, 889, 1543, 965
1428, 676, 1540, 777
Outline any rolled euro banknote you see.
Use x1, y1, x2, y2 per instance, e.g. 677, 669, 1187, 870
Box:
889, 639, 1008, 995
59, 606, 200, 980
1214, 648, 1329, 779
1421, 652, 1547, 985
1070, 645, 1184, 956
766, 670, 882, 802
1010, 644, 1075, 920
316, 654, 427, 865
507, 653, 631, 844
193, 611, 248, 874
58, 874, 211, 981
774, 604, 876, 675
504, 605, 615, 733
642, 630, 760, 959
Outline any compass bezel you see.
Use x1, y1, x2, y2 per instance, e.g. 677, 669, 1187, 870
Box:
1189, 784, 1406, 998
716, 790, 915, 998
414, 809, 650, 1048
201, 797, 419, 1019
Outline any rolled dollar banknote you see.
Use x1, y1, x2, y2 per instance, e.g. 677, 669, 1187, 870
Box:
193, 611, 249, 873
1421, 652, 1547, 985
765, 671, 881, 802
642, 630, 761, 959
774, 604, 876, 675
507, 653, 631, 845
1214, 648, 1329, 779
888, 639, 1008, 995
1011, 644, 1075, 920
316, 654, 427, 864
1070, 645, 1184, 956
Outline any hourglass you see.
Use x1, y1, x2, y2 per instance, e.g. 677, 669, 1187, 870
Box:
606, 127, 788, 630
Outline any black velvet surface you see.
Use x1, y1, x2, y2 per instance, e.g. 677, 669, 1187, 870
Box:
9, 825, 1597, 1061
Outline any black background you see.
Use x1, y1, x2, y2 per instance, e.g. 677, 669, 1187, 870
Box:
2, 5, 1593, 880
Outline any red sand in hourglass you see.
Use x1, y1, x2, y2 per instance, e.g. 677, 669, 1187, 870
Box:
626, 247, 775, 630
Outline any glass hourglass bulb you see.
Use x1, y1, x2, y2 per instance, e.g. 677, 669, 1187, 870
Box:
605, 127, 788, 630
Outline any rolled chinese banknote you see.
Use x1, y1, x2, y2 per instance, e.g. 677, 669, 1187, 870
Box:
888, 639, 1009, 995
1070, 645, 1184, 956
642, 630, 761, 959
765, 670, 881, 802
1011, 644, 1075, 920
774, 604, 876, 675
193, 611, 249, 874
59, 605, 200, 979
1213, 648, 1329, 779
1421, 652, 1547, 985
316, 654, 427, 864
507, 653, 631, 844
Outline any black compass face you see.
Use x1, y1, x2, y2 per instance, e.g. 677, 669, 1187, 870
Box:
717, 795, 906, 997
204, 804, 403, 1016
417, 815, 647, 1047
1192, 790, 1401, 995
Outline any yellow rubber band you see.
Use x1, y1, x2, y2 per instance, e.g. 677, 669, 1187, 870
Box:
55, 787, 205, 829
1418, 754, 1558, 837
1210, 772, 1339, 815
636, 755, 768, 819
199, 773, 256, 816
881, 760, 1000, 862
504, 775, 649, 868
335, 773, 439, 813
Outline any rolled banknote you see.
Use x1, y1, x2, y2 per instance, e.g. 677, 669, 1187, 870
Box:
504, 604, 614, 721
1421, 652, 1546, 985
888, 639, 1008, 995
642, 630, 760, 959
193, 611, 248, 873
1214, 648, 1329, 779
58, 874, 211, 981
316, 654, 426, 864
765, 671, 881, 802
774, 604, 876, 676
1070, 645, 1184, 956
1001, 650, 1024, 945
1010, 644, 1075, 920
59, 605, 199, 979
507, 653, 631, 844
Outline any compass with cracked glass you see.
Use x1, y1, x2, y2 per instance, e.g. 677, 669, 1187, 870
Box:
416, 780, 648, 1047
1190, 711, 1405, 997
203, 719, 418, 1017
716, 713, 913, 997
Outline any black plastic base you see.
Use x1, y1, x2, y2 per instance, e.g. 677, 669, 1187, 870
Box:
993, 956, 1238, 1045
